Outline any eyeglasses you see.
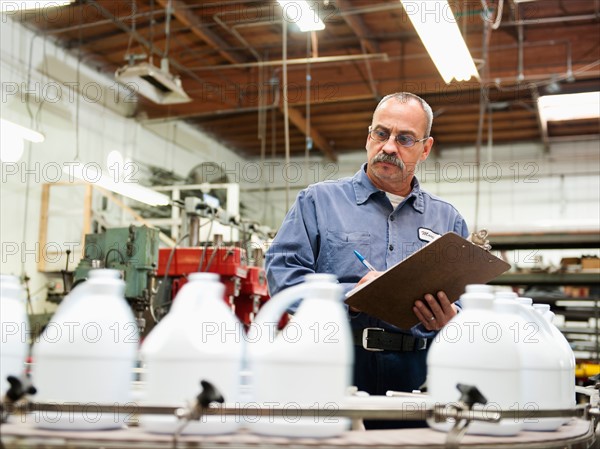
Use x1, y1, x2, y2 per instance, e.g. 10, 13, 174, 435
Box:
368, 126, 429, 148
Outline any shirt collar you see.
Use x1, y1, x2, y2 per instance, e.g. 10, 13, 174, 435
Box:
352, 163, 425, 213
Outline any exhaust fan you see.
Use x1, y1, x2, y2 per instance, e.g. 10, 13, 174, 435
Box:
115, 61, 191, 105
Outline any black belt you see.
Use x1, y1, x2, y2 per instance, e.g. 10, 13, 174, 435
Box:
353, 328, 428, 352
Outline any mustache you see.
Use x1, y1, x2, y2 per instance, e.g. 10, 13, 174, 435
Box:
372, 152, 405, 170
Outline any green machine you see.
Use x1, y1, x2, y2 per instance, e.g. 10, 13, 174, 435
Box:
73, 225, 160, 333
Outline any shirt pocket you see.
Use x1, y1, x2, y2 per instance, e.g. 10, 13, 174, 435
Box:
323, 230, 371, 280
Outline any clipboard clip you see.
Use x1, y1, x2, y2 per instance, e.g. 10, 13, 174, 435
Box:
468, 229, 492, 252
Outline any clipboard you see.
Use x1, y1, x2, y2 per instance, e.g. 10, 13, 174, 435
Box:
344, 232, 511, 329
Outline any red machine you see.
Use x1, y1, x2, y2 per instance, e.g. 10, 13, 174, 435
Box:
156, 246, 270, 327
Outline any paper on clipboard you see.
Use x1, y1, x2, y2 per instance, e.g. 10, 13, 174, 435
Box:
344, 232, 510, 329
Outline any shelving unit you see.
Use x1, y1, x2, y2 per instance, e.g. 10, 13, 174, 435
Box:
491, 273, 599, 285
489, 231, 600, 250
488, 231, 600, 366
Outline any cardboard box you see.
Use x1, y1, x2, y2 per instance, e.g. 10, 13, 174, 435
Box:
581, 256, 600, 270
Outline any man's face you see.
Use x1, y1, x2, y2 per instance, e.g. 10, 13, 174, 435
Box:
365, 98, 433, 189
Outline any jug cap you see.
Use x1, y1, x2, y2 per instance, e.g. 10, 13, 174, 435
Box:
533, 303, 551, 312
494, 291, 518, 300
303, 273, 338, 283
460, 286, 494, 309
517, 297, 533, 307
89, 269, 122, 279
189, 272, 220, 282
0, 274, 21, 285
0, 274, 25, 299
465, 284, 493, 294
494, 298, 520, 312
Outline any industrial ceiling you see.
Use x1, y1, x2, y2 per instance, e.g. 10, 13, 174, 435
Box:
14, 0, 600, 161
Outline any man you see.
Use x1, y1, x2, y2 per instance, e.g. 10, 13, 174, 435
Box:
265, 92, 469, 429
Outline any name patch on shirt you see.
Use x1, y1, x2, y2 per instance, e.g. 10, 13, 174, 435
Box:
418, 227, 441, 243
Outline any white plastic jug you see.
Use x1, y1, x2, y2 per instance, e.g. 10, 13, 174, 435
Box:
496, 298, 564, 431
427, 284, 523, 436
533, 303, 576, 418
31, 269, 138, 430
533, 303, 554, 322
247, 273, 353, 438
139, 272, 244, 435
0, 275, 29, 397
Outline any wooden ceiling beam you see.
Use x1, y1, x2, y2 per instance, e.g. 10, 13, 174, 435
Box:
336, 0, 380, 55
434, 109, 536, 124
438, 129, 540, 141
434, 120, 539, 133
286, 107, 338, 161
156, 0, 246, 65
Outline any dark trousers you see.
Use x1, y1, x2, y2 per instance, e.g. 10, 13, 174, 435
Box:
353, 345, 429, 430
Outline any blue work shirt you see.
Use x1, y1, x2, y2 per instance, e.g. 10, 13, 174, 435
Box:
265, 163, 469, 337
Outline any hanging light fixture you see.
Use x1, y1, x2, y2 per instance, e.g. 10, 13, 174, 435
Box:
115, 0, 191, 105
400, 0, 479, 83
115, 61, 191, 105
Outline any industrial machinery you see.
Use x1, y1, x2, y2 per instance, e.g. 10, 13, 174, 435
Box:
153, 196, 270, 328
71, 225, 159, 333
154, 240, 269, 327
49, 189, 272, 334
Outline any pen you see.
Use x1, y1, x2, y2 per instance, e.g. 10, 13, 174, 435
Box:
353, 250, 376, 272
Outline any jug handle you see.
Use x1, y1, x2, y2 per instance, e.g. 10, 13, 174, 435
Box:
247, 282, 307, 343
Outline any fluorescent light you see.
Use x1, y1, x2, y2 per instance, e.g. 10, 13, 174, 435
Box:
0, 119, 44, 162
106, 150, 124, 173
277, 1, 325, 32
538, 92, 600, 122
115, 62, 191, 105
63, 165, 171, 207
0, 129, 24, 162
1, 1, 75, 13
0, 118, 45, 142
400, 0, 479, 83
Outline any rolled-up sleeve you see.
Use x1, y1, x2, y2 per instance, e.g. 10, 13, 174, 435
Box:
265, 189, 319, 296
454, 215, 469, 239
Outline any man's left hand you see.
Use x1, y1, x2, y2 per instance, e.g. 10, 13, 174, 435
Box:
413, 291, 457, 331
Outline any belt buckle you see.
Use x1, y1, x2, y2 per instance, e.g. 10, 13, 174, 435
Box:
362, 327, 384, 352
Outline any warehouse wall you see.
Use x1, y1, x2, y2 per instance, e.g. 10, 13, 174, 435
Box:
241, 140, 599, 231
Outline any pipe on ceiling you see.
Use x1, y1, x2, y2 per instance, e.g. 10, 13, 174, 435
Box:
188, 53, 389, 71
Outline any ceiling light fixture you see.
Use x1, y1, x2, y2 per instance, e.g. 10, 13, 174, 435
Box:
0, 118, 45, 143
538, 91, 600, 122
0, 119, 44, 163
277, 1, 325, 32
0, 1, 75, 13
400, 0, 480, 83
63, 164, 171, 207
115, 61, 191, 105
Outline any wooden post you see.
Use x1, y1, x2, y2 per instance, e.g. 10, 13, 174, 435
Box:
37, 184, 51, 272
81, 184, 93, 257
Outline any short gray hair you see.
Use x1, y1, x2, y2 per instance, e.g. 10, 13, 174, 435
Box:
374, 92, 433, 137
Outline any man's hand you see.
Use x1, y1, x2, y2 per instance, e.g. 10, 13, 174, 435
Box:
357, 271, 383, 286
413, 291, 457, 331
350, 271, 384, 312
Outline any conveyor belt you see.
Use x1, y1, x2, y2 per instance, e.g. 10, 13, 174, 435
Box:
0, 418, 595, 449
